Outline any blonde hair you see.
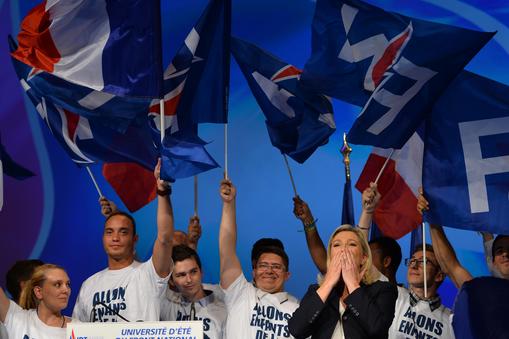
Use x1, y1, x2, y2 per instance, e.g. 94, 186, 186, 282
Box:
325, 224, 377, 285
18, 264, 66, 310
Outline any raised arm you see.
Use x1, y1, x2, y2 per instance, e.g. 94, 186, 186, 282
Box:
151, 159, 174, 278
357, 182, 380, 240
187, 215, 202, 251
0, 288, 10, 323
219, 179, 242, 289
293, 196, 327, 274
418, 188, 472, 288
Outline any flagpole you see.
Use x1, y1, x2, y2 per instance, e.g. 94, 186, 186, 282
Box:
422, 222, 428, 298
341, 132, 352, 182
85, 166, 103, 198
282, 154, 298, 197
194, 175, 198, 216
224, 124, 229, 180
159, 99, 165, 143
374, 149, 395, 185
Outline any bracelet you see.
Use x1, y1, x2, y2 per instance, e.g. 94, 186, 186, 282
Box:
304, 219, 318, 232
357, 224, 370, 231
157, 185, 172, 196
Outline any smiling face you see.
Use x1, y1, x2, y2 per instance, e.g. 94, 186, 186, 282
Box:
252, 253, 290, 294
103, 214, 138, 261
34, 268, 71, 312
172, 258, 205, 301
493, 237, 509, 279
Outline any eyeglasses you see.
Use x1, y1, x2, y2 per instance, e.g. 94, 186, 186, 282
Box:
494, 246, 509, 257
404, 258, 438, 268
256, 262, 285, 273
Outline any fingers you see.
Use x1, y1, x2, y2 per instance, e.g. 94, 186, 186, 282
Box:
417, 186, 429, 214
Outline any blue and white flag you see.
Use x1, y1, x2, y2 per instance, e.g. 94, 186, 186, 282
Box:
423, 71, 509, 235
148, 0, 227, 181
231, 37, 336, 163
302, 0, 494, 149
12, 0, 163, 98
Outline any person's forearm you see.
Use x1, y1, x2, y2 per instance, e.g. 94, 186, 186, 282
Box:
357, 209, 372, 240
304, 229, 328, 274
152, 195, 174, 277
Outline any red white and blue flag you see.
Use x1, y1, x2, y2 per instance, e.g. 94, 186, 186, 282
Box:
11, 0, 163, 98
231, 37, 336, 164
302, 0, 494, 149
356, 128, 424, 239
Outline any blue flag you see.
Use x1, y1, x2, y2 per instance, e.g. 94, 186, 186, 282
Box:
11, 48, 157, 171
149, 0, 227, 181
9, 36, 152, 133
423, 71, 509, 235
341, 180, 355, 225
301, 0, 494, 149
231, 37, 336, 163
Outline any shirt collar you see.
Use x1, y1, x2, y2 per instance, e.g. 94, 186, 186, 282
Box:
409, 288, 442, 311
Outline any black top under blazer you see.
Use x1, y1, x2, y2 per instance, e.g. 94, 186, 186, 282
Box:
288, 280, 397, 339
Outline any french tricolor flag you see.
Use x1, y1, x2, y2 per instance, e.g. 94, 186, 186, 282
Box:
356, 130, 424, 239
11, 0, 163, 98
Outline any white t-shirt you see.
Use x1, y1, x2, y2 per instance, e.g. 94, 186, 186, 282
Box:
160, 284, 226, 339
388, 286, 455, 339
72, 259, 170, 322
4, 301, 67, 339
223, 273, 299, 339
0, 321, 8, 339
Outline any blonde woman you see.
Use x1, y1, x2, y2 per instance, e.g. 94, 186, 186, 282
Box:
289, 225, 397, 339
0, 264, 74, 338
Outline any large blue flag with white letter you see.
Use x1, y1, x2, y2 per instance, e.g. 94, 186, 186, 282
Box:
423, 71, 509, 234
231, 37, 336, 163
302, 0, 494, 149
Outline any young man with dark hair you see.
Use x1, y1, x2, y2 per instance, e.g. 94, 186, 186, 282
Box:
72, 160, 174, 322
219, 180, 299, 339
388, 245, 454, 339
369, 236, 402, 285
160, 245, 226, 339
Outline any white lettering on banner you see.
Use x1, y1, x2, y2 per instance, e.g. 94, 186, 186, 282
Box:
459, 117, 509, 213
364, 57, 437, 135
252, 71, 295, 118
338, 4, 413, 91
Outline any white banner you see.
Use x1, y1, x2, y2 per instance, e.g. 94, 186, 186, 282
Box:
66, 320, 203, 339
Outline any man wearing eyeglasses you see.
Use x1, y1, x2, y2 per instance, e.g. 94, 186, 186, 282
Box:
388, 244, 455, 339
219, 179, 299, 339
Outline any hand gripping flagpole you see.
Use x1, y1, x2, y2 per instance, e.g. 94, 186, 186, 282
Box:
85, 166, 104, 198
282, 154, 298, 197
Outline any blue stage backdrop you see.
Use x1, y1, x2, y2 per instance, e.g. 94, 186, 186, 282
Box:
1, 0, 508, 313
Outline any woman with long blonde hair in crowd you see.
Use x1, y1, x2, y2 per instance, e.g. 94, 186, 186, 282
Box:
0, 263, 74, 338
289, 225, 398, 339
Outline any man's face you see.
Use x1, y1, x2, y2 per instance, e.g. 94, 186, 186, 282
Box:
407, 250, 443, 288
253, 253, 290, 294
35, 268, 71, 312
103, 215, 137, 261
493, 237, 509, 279
172, 258, 204, 301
